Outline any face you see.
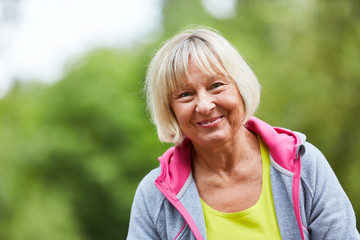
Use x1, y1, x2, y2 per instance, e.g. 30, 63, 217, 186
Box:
170, 60, 246, 147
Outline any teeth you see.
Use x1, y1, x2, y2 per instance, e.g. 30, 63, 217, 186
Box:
199, 116, 222, 125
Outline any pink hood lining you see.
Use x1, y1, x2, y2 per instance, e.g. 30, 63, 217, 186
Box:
156, 139, 193, 197
246, 117, 302, 173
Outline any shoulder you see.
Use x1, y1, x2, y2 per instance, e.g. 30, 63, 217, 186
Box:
300, 140, 343, 197
300, 141, 329, 178
135, 167, 163, 201
300, 141, 331, 177
130, 167, 166, 223
128, 167, 167, 239
298, 142, 360, 238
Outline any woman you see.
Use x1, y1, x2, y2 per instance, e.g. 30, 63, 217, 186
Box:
127, 27, 359, 240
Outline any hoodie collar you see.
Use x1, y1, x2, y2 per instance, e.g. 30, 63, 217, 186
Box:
246, 117, 305, 173
157, 116, 305, 196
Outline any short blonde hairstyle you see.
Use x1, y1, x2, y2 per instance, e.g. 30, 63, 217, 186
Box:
145, 27, 261, 145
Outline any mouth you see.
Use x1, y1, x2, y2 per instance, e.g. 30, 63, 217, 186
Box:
197, 116, 224, 127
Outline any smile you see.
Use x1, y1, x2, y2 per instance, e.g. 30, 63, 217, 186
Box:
197, 116, 224, 127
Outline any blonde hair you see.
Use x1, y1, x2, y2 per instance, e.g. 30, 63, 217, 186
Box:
145, 27, 261, 145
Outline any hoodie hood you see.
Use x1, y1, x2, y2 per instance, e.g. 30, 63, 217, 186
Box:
246, 117, 306, 173
156, 138, 192, 196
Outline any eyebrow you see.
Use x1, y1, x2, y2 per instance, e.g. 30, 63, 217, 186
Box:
208, 73, 231, 82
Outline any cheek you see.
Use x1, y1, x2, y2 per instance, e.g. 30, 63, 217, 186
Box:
225, 95, 246, 122
171, 103, 193, 124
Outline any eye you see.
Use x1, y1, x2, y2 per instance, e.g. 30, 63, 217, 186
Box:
211, 82, 224, 89
179, 91, 192, 98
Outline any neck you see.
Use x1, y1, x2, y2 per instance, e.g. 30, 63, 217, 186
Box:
192, 127, 260, 174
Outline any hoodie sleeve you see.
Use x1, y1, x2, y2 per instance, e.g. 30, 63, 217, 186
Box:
301, 142, 360, 240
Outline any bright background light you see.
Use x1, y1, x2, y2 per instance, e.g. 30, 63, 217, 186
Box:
0, 0, 162, 97
202, 0, 237, 19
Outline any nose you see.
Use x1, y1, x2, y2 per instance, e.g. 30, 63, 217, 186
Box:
195, 92, 215, 114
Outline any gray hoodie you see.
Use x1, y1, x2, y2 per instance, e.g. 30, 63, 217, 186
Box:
127, 117, 359, 239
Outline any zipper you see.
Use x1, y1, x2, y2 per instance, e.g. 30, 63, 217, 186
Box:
154, 179, 204, 240
292, 155, 306, 240
174, 221, 187, 240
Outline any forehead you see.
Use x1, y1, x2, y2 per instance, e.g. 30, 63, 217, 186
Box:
165, 35, 230, 95
175, 65, 222, 92
169, 56, 228, 90
187, 60, 226, 82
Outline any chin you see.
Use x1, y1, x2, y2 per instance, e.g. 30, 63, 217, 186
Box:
192, 132, 230, 146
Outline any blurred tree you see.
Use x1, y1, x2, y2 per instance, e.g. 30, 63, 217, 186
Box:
0, 48, 170, 239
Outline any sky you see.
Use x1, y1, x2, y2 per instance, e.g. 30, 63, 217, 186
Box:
0, 0, 236, 98
0, 0, 162, 98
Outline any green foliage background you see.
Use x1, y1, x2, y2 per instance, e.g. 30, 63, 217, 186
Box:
0, 0, 359, 238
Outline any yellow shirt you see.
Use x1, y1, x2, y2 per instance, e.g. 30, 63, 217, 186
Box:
200, 136, 282, 239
